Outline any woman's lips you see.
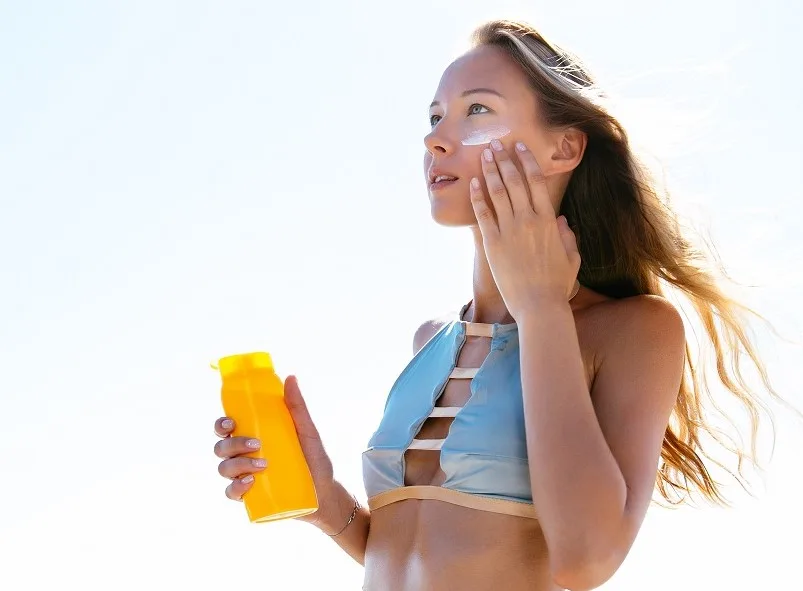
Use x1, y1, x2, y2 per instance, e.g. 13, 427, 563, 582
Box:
429, 176, 459, 191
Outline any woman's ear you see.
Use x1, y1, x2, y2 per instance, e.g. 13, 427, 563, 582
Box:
549, 128, 586, 174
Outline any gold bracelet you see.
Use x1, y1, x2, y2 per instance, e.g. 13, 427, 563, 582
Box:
329, 495, 360, 537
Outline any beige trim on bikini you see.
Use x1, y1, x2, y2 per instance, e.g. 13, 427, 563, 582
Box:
368, 486, 537, 519
449, 367, 479, 379
408, 438, 445, 451
428, 406, 461, 418
464, 322, 494, 337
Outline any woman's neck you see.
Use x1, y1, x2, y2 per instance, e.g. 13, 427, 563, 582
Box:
467, 228, 515, 325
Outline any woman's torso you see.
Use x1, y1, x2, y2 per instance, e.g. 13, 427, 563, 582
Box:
362, 296, 611, 591
364, 499, 553, 591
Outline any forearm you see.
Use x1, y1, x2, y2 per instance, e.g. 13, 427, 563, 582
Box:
311, 480, 370, 566
518, 302, 627, 568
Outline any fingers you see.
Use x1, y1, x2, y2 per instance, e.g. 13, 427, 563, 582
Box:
214, 417, 235, 438
214, 436, 261, 459
480, 147, 513, 227
514, 142, 553, 217
488, 139, 531, 215
218, 456, 267, 479
225, 475, 255, 502
214, 417, 264, 502
215, 416, 253, 502
470, 177, 499, 239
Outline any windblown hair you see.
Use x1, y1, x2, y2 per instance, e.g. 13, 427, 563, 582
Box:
471, 20, 783, 504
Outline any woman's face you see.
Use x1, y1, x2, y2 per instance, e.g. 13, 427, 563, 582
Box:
424, 45, 556, 227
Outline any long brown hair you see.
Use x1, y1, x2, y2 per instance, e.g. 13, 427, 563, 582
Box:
471, 19, 786, 505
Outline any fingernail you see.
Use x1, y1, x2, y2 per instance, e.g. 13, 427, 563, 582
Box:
515, 141, 527, 152
483, 148, 493, 162
470, 177, 480, 190
246, 439, 261, 449
490, 139, 503, 151
252, 458, 267, 468
241, 475, 254, 484
221, 419, 234, 430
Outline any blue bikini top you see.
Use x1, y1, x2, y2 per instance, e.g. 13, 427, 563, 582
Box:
361, 305, 537, 519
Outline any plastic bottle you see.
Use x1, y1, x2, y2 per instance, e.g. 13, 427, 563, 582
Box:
213, 352, 318, 522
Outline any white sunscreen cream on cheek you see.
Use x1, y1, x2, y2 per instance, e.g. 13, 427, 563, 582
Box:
461, 125, 511, 146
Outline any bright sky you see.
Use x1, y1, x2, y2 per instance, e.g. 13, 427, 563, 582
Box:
1, 1, 802, 589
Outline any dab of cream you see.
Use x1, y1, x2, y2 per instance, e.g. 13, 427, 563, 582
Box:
461, 125, 511, 146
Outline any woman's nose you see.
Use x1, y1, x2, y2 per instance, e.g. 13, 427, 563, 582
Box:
424, 126, 457, 156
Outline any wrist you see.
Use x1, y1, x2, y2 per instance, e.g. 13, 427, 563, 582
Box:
514, 297, 572, 324
309, 480, 358, 535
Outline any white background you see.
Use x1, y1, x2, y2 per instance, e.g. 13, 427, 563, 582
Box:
1, 1, 801, 589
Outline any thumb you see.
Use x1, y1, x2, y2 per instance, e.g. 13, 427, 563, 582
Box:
284, 375, 320, 441
557, 216, 579, 259
283, 375, 333, 480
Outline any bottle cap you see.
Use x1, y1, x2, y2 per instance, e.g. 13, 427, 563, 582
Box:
212, 352, 274, 377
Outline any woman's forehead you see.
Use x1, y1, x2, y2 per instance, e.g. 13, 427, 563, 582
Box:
432, 46, 529, 101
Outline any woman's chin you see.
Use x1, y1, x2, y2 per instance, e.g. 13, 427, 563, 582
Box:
428, 200, 476, 227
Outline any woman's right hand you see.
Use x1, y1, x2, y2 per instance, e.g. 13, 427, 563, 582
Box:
213, 375, 336, 524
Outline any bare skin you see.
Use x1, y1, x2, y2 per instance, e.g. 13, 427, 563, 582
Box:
362, 288, 615, 591
214, 289, 675, 590
213, 43, 685, 591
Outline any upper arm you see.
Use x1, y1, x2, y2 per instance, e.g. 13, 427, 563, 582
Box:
591, 296, 686, 538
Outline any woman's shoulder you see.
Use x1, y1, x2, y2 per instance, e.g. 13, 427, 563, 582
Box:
582, 292, 686, 355
412, 307, 465, 355
593, 292, 682, 327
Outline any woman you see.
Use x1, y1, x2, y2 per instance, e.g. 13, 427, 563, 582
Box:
212, 20, 781, 591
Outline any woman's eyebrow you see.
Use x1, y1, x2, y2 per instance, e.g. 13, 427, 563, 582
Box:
430, 88, 507, 108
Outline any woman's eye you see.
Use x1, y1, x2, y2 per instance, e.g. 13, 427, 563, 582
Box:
429, 104, 488, 127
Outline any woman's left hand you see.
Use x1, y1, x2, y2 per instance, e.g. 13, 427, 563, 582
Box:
470, 139, 581, 320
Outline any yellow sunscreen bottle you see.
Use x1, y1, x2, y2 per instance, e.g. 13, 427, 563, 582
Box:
213, 352, 318, 522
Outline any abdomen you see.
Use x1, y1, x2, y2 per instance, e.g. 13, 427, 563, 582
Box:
363, 499, 558, 591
